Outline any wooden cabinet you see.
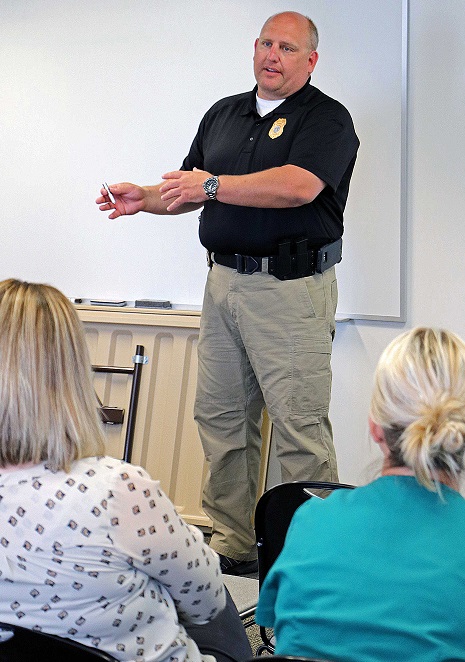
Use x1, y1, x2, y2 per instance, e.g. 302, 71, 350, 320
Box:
77, 306, 271, 527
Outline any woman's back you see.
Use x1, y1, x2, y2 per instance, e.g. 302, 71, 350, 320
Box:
256, 476, 465, 662
0, 457, 224, 662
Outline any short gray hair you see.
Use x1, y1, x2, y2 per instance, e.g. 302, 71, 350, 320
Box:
263, 12, 319, 51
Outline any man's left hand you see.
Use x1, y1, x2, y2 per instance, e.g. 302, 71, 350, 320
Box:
160, 167, 211, 212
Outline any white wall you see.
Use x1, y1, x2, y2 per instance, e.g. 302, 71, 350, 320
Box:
1, 0, 403, 319
328, 0, 465, 486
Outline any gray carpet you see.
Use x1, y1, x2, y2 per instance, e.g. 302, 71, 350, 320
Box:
245, 619, 264, 654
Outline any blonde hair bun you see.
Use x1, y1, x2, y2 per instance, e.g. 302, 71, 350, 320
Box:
371, 327, 465, 490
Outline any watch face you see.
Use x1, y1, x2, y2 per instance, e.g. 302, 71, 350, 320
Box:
204, 177, 218, 198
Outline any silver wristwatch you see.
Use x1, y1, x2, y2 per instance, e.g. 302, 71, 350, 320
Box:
203, 175, 219, 201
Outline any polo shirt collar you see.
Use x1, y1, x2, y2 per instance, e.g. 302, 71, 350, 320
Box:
241, 77, 313, 117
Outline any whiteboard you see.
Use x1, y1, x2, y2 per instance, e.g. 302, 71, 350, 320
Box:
0, 0, 406, 320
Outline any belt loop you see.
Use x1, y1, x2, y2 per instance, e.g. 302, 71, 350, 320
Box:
296, 239, 308, 275
276, 241, 292, 278
235, 254, 245, 273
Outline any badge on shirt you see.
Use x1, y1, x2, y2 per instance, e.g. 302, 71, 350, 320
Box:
269, 118, 287, 139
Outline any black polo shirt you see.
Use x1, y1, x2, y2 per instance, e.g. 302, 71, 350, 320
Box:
181, 81, 359, 256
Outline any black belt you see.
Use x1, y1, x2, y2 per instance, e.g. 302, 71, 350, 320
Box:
211, 238, 342, 281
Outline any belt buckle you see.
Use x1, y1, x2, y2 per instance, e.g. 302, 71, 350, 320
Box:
235, 254, 259, 275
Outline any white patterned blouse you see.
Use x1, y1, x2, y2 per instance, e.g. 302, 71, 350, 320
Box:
0, 457, 225, 662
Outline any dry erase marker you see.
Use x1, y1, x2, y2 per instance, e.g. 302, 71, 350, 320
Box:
103, 182, 116, 204
90, 299, 127, 307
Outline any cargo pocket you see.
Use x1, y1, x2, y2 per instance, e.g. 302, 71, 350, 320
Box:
290, 318, 332, 417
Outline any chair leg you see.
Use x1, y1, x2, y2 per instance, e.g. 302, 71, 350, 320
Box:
255, 643, 274, 656
255, 626, 275, 655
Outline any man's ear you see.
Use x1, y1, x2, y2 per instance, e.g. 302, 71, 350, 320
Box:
308, 50, 319, 74
369, 417, 386, 446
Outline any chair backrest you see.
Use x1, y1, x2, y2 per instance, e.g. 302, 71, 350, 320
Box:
0, 621, 118, 661
246, 656, 334, 662
255, 480, 355, 587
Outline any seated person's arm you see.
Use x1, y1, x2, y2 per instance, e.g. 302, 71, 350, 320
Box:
110, 464, 225, 625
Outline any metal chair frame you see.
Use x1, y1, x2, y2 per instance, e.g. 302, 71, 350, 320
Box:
92, 344, 148, 462
246, 656, 334, 662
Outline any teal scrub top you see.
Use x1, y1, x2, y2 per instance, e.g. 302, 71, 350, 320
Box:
256, 476, 465, 662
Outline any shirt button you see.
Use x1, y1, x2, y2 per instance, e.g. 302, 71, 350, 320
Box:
249, 137, 254, 141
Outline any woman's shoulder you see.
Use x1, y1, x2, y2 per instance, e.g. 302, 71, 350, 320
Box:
291, 478, 397, 524
293, 476, 465, 526
70, 456, 160, 488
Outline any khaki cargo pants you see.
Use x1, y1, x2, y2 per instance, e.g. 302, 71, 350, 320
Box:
194, 263, 339, 560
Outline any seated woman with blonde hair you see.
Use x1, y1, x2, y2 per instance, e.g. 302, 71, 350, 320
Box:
0, 279, 251, 662
256, 327, 465, 662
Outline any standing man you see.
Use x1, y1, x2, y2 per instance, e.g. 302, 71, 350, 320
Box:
97, 11, 359, 576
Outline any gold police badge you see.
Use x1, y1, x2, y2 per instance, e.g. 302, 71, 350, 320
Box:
269, 118, 286, 139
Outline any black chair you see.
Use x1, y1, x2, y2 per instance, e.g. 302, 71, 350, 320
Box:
254, 480, 355, 655
0, 621, 118, 661
246, 657, 334, 662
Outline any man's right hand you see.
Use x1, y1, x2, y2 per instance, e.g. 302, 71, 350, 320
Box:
96, 182, 146, 219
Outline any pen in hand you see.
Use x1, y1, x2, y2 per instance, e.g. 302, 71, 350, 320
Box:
103, 182, 116, 204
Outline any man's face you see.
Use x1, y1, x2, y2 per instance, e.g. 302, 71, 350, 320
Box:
253, 13, 318, 100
